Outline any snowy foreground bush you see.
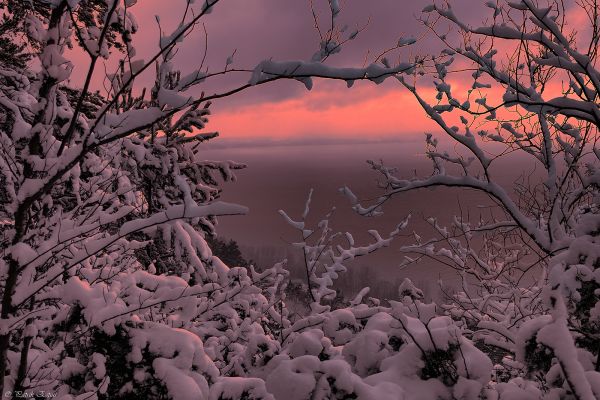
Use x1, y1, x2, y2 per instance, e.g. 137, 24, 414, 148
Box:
0, 0, 600, 399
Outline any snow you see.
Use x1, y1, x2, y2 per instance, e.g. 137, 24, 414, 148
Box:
265, 356, 319, 400
9, 242, 37, 266
210, 377, 274, 400
249, 60, 413, 87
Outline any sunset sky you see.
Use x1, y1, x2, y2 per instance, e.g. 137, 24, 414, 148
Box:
66, 0, 497, 141
182, 0, 457, 140
62, 0, 592, 142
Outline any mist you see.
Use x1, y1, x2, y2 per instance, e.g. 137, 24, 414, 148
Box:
202, 137, 537, 300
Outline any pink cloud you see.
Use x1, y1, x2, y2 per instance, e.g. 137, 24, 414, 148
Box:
210, 84, 439, 139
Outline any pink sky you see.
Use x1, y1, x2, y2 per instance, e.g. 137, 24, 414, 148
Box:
68, 0, 586, 141
210, 83, 439, 139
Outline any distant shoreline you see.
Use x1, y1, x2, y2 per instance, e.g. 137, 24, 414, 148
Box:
197, 134, 427, 150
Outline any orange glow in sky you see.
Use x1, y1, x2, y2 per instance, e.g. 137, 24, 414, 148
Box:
210, 85, 441, 139
65, 0, 586, 142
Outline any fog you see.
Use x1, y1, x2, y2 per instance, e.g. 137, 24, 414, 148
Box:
201, 137, 537, 301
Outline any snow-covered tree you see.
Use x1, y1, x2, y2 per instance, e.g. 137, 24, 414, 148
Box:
343, 0, 600, 397
0, 0, 415, 398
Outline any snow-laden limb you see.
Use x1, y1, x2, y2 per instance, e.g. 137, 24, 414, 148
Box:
249, 60, 414, 89
343, 171, 552, 252
279, 190, 409, 307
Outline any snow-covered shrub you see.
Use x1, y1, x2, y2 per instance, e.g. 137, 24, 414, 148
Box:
265, 295, 493, 399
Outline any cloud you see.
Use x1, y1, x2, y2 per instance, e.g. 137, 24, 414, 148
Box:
67, 0, 509, 139
209, 82, 439, 139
